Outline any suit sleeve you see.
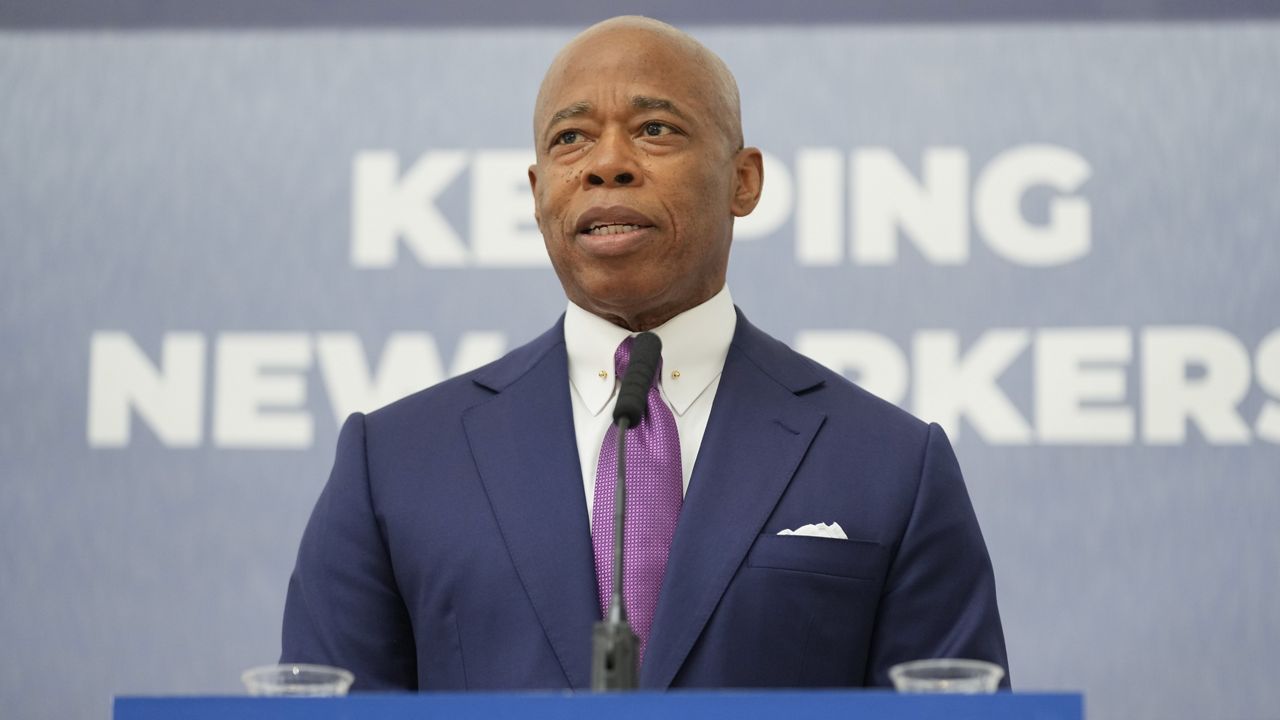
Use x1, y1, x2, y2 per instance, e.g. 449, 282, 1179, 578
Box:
865, 422, 1011, 688
281, 412, 418, 690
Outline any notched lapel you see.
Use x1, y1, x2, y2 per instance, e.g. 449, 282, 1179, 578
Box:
462, 343, 599, 689
640, 340, 826, 689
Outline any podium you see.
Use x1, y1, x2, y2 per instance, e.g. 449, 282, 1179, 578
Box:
114, 691, 1082, 719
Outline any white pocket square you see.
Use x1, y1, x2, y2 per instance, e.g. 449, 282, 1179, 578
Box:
777, 522, 847, 540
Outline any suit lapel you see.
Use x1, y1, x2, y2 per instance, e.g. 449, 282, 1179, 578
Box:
640, 315, 827, 688
462, 326, 598, 689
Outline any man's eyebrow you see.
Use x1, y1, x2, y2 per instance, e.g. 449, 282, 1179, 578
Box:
543, 96, 691, 135
632, 95, 689, 121
547, 101, 592, 128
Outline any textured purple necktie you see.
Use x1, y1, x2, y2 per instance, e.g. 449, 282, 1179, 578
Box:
592, 335, 682, 663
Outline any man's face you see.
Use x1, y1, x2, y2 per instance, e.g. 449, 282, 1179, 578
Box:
528, 29, 762, 330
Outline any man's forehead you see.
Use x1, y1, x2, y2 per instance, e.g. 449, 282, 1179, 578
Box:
538, 28, 704, 104
546, 96, 691, 126
536, 67, 713, 133
532, 18, 743, 150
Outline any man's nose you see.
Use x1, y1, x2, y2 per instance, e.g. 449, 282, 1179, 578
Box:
588, 171, 634, 186
584, 130, 641, 188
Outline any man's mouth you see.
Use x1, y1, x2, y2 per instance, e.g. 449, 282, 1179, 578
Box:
574, 206, 658, 238
585, 223, 649, 236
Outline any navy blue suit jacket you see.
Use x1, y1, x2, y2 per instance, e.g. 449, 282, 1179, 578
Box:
282, 311, 1009, 690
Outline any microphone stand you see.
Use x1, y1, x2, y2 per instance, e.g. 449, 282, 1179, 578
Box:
590, 417, 638, 690
591, 332, 660, 691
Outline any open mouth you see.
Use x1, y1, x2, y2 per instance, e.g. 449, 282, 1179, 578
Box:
574, 206, 658, 239
583, 223, 650, 236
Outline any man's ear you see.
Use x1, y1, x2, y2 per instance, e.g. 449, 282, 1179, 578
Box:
528, 164, 541, 224
729, 147, 764, 217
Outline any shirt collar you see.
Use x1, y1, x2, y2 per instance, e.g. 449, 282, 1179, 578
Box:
565, 286, 736, 417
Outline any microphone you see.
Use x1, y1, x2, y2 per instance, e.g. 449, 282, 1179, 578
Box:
613, 332, 662, 428
591, 331, 662, 691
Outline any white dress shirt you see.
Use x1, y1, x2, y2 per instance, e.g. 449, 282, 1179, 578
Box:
564, 286, 737, 527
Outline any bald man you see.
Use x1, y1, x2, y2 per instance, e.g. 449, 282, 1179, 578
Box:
282, 17, 1009, 691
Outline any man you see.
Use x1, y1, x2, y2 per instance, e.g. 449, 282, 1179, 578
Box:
282, 16, 1009, 690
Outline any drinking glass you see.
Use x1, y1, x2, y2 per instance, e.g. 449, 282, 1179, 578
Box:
888, 658, 1004, 693
241, 664, 355, 696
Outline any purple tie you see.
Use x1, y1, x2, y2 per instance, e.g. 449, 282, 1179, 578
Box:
592, 336, 682, 663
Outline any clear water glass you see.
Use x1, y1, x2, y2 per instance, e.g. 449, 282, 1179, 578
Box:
241, 664, 355, 696
888, 658, 1004, 693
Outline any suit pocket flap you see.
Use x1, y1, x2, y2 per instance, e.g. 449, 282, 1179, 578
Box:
746, 533, 887, 580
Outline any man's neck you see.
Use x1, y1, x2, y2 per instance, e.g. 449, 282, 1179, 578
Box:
584, 290, 723, 332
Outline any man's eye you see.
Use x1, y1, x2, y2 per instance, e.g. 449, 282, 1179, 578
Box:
554, 130, 582, 145
642, 122, 672, 137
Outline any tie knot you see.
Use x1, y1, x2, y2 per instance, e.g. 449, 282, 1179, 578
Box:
613, 336, 634, 377
613, 335, 661, 383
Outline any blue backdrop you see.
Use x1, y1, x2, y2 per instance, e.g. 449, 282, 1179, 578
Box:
2, 4, 1278, 719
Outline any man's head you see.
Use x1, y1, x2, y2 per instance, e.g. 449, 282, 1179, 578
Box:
528, 16, 764, 331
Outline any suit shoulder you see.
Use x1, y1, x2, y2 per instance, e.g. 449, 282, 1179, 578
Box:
806, 354, 928, 435
734, 315, 930, 441
364, 321, 565, 430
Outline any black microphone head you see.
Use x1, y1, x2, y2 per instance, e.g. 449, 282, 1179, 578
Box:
612, 332, 662, 427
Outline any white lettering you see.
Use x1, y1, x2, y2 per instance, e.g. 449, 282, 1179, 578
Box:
351, 151, 469, 268
853, 147, 969, 265
975, 145, 1091, 266
1035, 327, 1133, 444
353, 146, 1095, 269
87, 332, 205, 448
1256, 329, 1280, 443
1141, 327, 1251, 444
317, 331, 506, 422
469, 150, 547, 266
213, 333, 313, 449
913, 329, 1032, 444
89, 325, 1278, 449
793, 148, 843, 265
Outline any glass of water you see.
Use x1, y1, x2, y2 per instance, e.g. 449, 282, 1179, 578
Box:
241, 664, 355, 696
888, 658, 1004, 693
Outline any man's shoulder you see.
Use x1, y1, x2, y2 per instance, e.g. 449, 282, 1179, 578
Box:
365, 319, 566, 427
733, 313, 930, 440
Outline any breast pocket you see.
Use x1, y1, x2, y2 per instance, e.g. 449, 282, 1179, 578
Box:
745, 533, 888, 581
